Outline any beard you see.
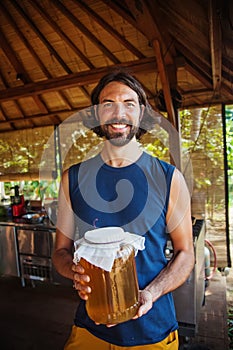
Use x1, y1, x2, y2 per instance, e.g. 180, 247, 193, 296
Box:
100, 118, 139, 147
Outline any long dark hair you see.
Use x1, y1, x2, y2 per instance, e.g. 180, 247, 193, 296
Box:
83, 69, 156, 139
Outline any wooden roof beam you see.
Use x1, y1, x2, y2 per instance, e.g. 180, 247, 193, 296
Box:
186, 60, 232, 98
124, 0, 177, 127
177, 43, 232, 97
30, 0, 95, 70
1, 1, 74, 112
0, 2, 51, 78
152, 40, 176, 128
0, 108, 85, 128
12, 0, 72, 74
51, 0, 121, 65
0, 105, 17, 130
0, 28, 30, 85
0, 68, 33, 128
0, 27, 48, 115
222, 56, 233, 76
176, 42, 213, 87
0, 58, 156, 102
73, 0, 145, 59
124, 0, 175, 65
208, 0, 222, 93
102, 0, 136, 27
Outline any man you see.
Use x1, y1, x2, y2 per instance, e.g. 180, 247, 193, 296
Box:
52, 70, 195, 349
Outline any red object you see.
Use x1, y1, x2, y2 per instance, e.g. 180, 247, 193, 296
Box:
12, 195, 26, 217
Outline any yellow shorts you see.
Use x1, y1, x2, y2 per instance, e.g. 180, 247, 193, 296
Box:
64, 326, 179, 350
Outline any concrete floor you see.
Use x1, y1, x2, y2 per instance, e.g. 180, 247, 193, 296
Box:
181, 270, 229, 350
0, 276, 77, 350
0, 272, 229, 350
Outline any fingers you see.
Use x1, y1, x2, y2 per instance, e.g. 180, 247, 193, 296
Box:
72, 263, 85, 274
137, 302, 151, 317
135, 290, 153, 318
73, 279, 91, 300
72, 263, 91, 300
94, 322, 116, 328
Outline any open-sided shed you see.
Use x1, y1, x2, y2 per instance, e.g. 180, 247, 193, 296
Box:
0, 0, 232, 266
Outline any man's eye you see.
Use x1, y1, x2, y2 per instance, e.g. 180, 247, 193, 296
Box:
103, 102, 113, 108
126, 102, 135, 108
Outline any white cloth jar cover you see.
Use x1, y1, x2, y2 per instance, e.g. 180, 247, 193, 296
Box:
73, 227, 145, 272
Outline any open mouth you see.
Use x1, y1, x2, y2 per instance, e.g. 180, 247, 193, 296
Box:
110, 123, 129, 131
105, 119, 132, 132
102, 121, 137, 145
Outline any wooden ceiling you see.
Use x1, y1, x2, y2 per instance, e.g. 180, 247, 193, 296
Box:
0, 0, 232, 133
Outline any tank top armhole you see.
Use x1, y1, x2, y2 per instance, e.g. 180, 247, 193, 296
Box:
165, 165, 175, 210
68, 164, 79, 209
156, 158, 175, 211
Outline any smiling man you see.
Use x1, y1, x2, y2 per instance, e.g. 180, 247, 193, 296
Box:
52, 70, 194, 350
96, 82, 144, 147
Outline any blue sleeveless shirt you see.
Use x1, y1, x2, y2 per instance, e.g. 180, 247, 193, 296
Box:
69, 151, 178, 346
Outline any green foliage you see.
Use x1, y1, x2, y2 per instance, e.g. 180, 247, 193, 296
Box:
1, 106, 233, 208
179, 105, 233, 210
4, 180, 59, 202
140, 128, 170, 162
143, 105, 232, 216
226, 109, 233, 171
226, 108, 233, 204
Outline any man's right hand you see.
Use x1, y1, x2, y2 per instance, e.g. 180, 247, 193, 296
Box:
72, 263, 91, 300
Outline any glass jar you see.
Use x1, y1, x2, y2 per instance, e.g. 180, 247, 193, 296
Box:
74, 227, 143, 324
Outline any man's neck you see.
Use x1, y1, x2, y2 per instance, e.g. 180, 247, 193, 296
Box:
100, 139, 142, 167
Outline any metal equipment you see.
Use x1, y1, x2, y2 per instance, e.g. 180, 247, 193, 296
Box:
16, 227, 55, 286
0, 225, 20, 277
165, 219, 205, 337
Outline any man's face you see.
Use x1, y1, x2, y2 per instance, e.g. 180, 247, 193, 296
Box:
97, 82, 142, 146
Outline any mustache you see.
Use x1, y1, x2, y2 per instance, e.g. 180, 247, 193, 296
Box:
104, 118, 132, 125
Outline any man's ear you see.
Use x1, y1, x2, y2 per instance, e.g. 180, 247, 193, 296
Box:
140, 105, 145, 121
94, 105, 99, 120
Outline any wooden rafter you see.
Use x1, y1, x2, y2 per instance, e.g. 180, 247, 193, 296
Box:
0, 70, 26, 125
152, 40, 176, 127
30, 0, 95, 70
0, 108, 82, 128
0, 2, 51, 78
0, 58, 156, 102
0, 104, 16, 130
124, 0, 175, 64
12, 0, 72, 74
124, 0, 177, 127
101, 0, 136, 28
177, 43, 232, 97
0, 0, 232, 134
0, 26, 48, 115
51, 0, 121, 65
208, 0, 222, 93
176, 42, 213, 88
1, 1, 73, 113
72, 0, 145, 59
0, 28, 30, 84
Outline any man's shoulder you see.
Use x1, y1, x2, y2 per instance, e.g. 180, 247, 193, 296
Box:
142, 151, 174, 170
69, 154, 100, 170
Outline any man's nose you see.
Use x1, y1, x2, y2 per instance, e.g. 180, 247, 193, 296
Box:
112, 102, 126, 117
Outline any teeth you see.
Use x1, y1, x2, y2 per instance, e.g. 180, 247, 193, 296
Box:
111, 124, 127, 129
